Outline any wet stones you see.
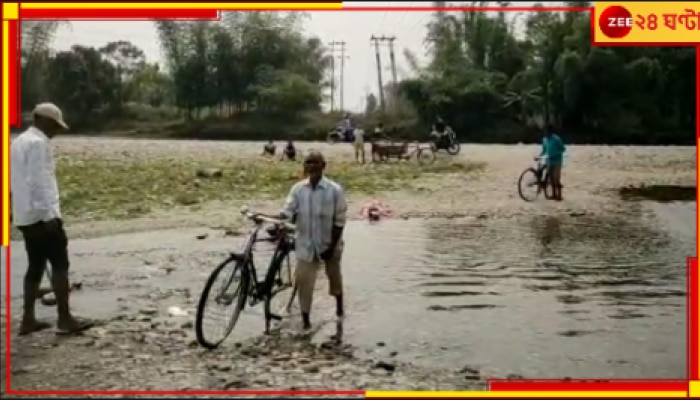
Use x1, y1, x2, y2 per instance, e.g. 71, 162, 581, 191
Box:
223, 379, 247, 389
373, 360, 396, 372
139, 307, 158, 316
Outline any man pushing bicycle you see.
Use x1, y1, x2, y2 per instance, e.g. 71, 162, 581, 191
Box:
278, 150, 348, 330
539, 124, 566, 201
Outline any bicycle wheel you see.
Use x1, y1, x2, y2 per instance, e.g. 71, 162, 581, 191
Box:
416, 148, 436, 165
195, 255, 250, 349
517, 168, 542, 202
264, 251, 297, 332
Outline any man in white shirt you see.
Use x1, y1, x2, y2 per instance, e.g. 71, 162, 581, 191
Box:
278, 151, 348, 330
353, 127, 365, 164
11, 103, 92, 335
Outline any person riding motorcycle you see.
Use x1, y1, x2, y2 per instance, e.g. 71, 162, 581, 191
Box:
430, 117, 455, 147
338, 113, 354, 142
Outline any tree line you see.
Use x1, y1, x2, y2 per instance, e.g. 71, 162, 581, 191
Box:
18, 4, 696, 144
395, 1, 696, 144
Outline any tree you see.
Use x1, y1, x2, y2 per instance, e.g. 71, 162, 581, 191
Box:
397, 1, 695, 144
365, 93, 378, 115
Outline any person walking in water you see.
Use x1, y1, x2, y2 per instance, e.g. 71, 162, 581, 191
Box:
11, 103, 93, 335
539, 124, 566, 201
278, 151, 347, 330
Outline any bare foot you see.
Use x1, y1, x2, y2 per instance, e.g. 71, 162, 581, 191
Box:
18, 320, 51, 336
57, 317, 94, 335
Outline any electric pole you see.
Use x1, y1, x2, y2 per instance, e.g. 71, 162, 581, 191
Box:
330, 40, 348, 112
328, 40, 344, 112
370, 35, 386, 113
386, 36, 398, 86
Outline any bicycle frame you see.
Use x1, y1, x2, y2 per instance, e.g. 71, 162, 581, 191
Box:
228, 223, 294, 308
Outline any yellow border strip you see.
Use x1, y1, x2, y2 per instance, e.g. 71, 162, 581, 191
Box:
366, 391, 688, 398
2, 20, 9, 247
3, 3, 19, 20
20, 3, 342, 9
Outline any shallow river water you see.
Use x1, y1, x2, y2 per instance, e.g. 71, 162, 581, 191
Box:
4, 200, 694, 380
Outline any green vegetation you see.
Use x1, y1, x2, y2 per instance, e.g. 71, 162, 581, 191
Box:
19, 3, 695, 144
56, 155, 484, 221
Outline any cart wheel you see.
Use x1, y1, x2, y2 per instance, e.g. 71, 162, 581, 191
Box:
417, 148, 436, 165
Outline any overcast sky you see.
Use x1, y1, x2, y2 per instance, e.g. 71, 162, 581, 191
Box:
51, 1, 545, 113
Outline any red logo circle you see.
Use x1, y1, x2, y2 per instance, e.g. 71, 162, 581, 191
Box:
599, 5, 633, 39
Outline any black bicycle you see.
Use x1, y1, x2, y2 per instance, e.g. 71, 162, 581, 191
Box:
195, 207, 297, 349
517, 156, 553, 202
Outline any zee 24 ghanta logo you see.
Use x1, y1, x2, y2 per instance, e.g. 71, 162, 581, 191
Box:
599, 4, 700, 39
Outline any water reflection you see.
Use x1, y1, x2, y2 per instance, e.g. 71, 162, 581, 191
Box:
534, 216, 562, 252
421, 213, 686, 312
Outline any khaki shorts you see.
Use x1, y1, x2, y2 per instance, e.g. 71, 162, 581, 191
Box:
353, 142, 364, 151
295, 246, 343, 313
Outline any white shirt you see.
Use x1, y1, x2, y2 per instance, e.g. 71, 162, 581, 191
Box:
353, 128, 365, 144
10, 126, 61, 226
281, 176, 347, 262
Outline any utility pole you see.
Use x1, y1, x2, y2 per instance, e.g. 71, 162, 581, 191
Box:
386, 36, 398, 86
328, 40, 343, 112
370, 35, 386, 113
330, 40, 348, 112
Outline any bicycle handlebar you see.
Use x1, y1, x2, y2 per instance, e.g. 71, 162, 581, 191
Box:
239, 207, 295, 231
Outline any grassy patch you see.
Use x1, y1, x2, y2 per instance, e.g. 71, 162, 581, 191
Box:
56, 155, 485, 221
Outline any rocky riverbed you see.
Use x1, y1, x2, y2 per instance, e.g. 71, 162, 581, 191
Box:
2, 138, 696, 393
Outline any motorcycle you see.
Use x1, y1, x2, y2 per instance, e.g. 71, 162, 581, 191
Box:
429, 129, 461, 155
327, 126, 355, 144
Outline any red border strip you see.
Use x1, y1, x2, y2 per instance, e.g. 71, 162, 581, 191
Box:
21, 8, 219, 19
4, 247, 9, 391
10, 390, 364, 396
7, 20, 17, 127
341, 6, 590, 12
690, 257, 698, 380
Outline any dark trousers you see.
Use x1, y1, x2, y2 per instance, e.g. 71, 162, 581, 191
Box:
18, 219, 70, 283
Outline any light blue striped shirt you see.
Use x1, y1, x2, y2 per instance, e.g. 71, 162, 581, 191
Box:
281, 176, 347, 262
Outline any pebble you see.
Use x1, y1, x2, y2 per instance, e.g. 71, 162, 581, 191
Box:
139, 308, 158, 316
374, 361, 396, 372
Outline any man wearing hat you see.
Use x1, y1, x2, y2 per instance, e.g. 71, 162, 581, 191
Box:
10, 103, 92, 335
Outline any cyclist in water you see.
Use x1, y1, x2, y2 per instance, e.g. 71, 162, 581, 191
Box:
539, 124, 566, 201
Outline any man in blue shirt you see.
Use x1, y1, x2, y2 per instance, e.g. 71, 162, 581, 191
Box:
539, 124, 566, 201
